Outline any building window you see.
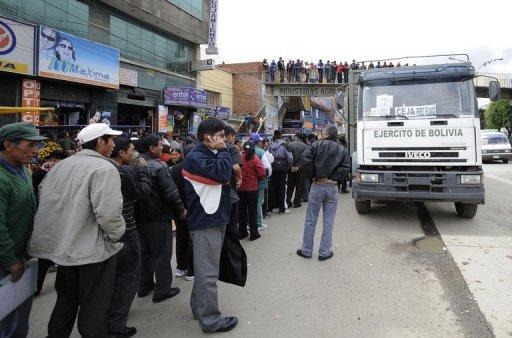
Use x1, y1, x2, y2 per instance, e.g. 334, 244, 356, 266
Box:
167, 0, 203, 20
206, 90, 220, 106
109, 15, 192, 75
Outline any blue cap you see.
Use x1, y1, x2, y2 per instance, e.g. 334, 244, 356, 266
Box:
251, 132, 262, 142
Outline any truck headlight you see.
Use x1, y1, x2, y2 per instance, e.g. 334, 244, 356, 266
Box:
460, 174, 482, 184
360, 173, 379, 183
504, 149, 511, 153
482, 150, 488, 154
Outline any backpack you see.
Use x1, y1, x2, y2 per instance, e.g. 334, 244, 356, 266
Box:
271, 143, 289, 173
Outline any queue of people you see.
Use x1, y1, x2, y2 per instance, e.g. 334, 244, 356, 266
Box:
262, 58, 408, 84
0, 119, 351, 337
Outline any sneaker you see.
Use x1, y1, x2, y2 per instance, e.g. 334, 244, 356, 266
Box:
185, 275, 195, 281
175, 269, 186, 278
258, 224, 268, 231
283, 209, 291, 214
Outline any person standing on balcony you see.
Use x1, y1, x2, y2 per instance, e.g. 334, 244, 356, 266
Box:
262, 59, 269, 82
270, 60, 277, 83
277, 57, 286, 83
318, 59, 324, 83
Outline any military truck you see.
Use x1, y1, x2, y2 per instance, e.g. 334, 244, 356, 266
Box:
337, 55, 500, 218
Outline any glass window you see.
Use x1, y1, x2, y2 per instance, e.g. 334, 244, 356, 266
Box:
44, 0, 69, 31
109, 15, 127, 54
166, 0, 203, 20
68, 0, 89, 36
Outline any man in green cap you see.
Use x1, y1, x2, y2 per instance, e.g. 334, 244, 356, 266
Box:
0, 122, 46, 337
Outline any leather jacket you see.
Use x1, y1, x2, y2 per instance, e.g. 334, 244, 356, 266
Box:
300, 138, 350, 182
136, 154, 185, 223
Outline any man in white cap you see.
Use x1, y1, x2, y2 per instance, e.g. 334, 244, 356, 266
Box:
29, 123, 126, 338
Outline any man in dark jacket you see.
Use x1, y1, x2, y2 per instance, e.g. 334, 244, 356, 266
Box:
269, 130, 293, 214
182, 118, 237, 333
277, 57, 285, 83
286, 133, 308, 208
136, 135, 186, 303
297, 125, 350, 261
108, 137, 152, 336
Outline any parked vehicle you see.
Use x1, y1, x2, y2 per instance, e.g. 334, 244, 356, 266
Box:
481, 131, 512, 163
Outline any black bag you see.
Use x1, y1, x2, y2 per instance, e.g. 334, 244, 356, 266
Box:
271, 143, 289, 173
272, 157, 289, 173
219, 230, 247, 287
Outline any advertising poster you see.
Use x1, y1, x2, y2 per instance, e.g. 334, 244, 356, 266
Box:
0, 17, 36, 75
38, 26, 120, 88
158, 105, 168, 133
167, 114, 174, 133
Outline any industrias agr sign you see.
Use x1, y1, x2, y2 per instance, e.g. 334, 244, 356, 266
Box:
273, 86, 338, 97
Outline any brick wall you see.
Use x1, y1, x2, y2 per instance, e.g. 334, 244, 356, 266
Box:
220, 62, 263, 115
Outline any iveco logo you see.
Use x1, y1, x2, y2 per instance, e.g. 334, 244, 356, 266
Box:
405, 151, 431, 158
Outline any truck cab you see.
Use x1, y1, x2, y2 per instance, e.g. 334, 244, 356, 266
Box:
347, 62, 489, 218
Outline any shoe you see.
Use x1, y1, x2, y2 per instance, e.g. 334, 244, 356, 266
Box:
175, 269, 186, 278
318, 251, 334, 261
340, 190, 349, 194
293, 204, 302, 208
258, 224, 268, 231
302, 199, 308, 203
152, 287, 180, 303
203, 317, 238, 333
296, 249, 312, 259
137, 284, 154, 298
185, 275, 195, 281
284, 209, 291, 214
239, 232, 249, 240
249, 233, 261, 241
108, 326, 137, 337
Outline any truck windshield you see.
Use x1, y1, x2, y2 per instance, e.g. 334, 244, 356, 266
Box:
481, 135, 510, 145
360, 78, 475, 120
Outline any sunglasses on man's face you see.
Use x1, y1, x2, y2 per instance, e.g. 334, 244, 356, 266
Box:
42, 32, 56, 42
59, 43, 73, 51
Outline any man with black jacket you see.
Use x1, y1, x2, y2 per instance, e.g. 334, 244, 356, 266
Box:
277, 57, 285, 83
136, 135, 187, 303
297, 125, 350, 261
286, 133, 307, 208
108, 137, 152, 337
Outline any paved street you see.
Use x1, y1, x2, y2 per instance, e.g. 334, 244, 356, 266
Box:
29, 162, 511, 338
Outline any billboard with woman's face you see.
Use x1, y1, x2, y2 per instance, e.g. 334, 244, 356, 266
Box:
38, 26, 120, 89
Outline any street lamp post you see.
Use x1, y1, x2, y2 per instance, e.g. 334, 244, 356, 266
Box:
478, 58, 504, 71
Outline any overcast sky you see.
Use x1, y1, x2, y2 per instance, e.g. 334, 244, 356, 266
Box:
203, 0, 511, 73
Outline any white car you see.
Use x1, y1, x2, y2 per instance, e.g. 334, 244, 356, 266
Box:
481, 131, 512, 163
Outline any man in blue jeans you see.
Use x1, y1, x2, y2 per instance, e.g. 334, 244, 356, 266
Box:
297, 125, 350, 261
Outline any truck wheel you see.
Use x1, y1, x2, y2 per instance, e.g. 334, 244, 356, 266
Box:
454, 202, 478, 218
503, 159, 509, 164
355, 200, 371, 214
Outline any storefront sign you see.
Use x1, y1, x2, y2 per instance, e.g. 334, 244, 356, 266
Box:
120, 68, 138, 87
0, 17, 36, 75
38, 26, 120, 89
205, 0, 219, 55
158, 105, 168, 133
21, 79, 40, 125
163, 87, 208, 108
273, 86, 337, 97
204, 106, 231, 120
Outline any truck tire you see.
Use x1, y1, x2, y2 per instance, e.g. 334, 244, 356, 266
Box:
355, 200, 371, 214
503, 159, 509, 164
455, 202, 478, 218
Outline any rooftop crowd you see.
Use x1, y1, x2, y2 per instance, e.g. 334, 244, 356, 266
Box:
262, 58, 409, 84
0, 120, 350, 337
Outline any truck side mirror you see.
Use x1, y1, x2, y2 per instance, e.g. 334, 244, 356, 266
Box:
335, 91, 345, 110
489, 81, 501, 101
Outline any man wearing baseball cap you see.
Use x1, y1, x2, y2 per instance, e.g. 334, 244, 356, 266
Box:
0, 123, 45, 337
29, 123, 126, 337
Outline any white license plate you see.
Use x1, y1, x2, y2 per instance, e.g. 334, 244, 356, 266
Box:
493, 155, 500, 159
